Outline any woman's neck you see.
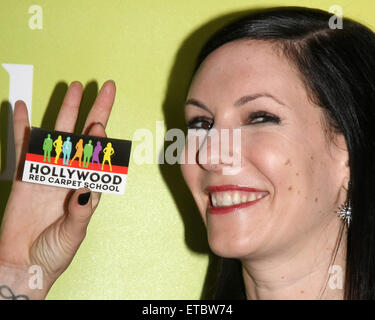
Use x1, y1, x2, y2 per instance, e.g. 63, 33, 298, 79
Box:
241, 218, 347, 300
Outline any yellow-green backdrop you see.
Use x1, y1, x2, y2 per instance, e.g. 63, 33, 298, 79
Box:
0, 0, 373, 299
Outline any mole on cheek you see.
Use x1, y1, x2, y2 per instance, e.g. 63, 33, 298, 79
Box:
288, 186, 292, 191
315, 197, 318, 202
296, 172, 299, 176
310, 155, 314, 160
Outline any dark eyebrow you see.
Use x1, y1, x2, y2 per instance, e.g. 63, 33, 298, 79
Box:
184, 98, 214, 115
234, 93, 286, 107
185, 93, 286, 113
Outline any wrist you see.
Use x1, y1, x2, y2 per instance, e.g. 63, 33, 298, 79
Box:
0, 262, 53, 300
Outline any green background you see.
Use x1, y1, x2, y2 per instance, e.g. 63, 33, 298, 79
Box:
0, 0, 373, 299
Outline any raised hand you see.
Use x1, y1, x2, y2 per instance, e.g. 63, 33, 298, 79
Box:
0, 80, 115, 299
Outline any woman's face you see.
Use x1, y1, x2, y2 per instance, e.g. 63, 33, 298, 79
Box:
181, 40, 349, 259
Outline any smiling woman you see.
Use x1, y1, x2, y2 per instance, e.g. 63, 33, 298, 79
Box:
181, 6, 375, 300
1, 6, 375, 300
183, 37, 350, 300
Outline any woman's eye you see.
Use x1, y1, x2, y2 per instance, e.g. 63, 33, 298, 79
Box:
186, 117, 214, 130
247, 111, 281, 125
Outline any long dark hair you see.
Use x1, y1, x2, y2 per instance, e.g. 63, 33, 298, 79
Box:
194, 7, 375, 299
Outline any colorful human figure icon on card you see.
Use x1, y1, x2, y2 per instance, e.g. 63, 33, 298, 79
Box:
53, 135, 63, 164
91, 141, 102, 170
70, 139, 84, 167
62, 137, 72, 165
101, 142, 115, 171
42, 134, 53, 163
83, 140, 93, 168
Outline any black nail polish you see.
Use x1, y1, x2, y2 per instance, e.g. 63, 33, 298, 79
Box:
78, 192, 91, 206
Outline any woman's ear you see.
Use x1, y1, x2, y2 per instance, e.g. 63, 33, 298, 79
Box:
342, 175, 349, 192
330, 132, 350, 192
340, 142, 350, 192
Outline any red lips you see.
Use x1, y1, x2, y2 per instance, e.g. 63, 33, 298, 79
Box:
206, 185, 266, 193
207, 185, 268, 215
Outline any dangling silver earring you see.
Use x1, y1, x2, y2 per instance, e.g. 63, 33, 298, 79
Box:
337, 198, 352, 227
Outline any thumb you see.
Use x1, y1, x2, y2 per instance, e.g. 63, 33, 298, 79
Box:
61, 188, 93, 245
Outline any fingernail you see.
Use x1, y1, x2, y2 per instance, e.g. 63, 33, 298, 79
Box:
78, 192, 91, 206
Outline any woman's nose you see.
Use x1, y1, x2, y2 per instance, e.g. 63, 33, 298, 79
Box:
195, 128, 241, 174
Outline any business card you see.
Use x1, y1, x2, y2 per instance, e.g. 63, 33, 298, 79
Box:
22, 127, 132, 195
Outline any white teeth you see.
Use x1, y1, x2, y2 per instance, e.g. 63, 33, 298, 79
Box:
210, 191, 267, 208
233, 192, 241, 204
248, 193, 256, 202
211, 195, 217, 207
223, 193, 232, 206
216, 193, 224, 206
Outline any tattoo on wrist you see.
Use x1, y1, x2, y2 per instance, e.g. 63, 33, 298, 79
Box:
0, 285, 29, 300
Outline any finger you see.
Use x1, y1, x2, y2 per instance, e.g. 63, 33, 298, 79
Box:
82, 80, 115, 134
88, 122, 107, 138
54, 81, 83, 132
61, 188, 93, 245
13, 100, 30, 173
86, 122, 107, 208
